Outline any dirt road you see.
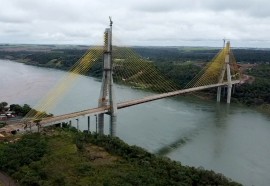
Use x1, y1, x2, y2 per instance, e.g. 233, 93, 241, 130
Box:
0, 172, 17, 186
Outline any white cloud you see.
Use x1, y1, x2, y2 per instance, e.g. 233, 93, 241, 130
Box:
0, 0, 269, 47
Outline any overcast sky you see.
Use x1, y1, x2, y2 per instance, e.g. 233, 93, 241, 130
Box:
1, 0, 270, 47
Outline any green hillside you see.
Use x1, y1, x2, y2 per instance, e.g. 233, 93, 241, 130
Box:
0, 127, 241, 186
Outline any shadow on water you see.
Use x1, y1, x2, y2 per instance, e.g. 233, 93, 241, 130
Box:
155, 102, 231, 156
155, 134, 191, 156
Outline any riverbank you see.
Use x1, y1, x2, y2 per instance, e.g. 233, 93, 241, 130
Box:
0, 127, 241, 186
257, 103, 270, 115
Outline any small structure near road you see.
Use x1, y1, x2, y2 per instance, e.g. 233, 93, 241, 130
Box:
0, 114, 7, 121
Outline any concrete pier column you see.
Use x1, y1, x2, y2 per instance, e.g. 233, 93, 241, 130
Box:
232, 84, 236, 94
95, 115, 98, 133
217, 86, 222, 102
227, 85, 232, 103
98, 114, 104, 134
110, 113, 117, 136
87, 116, 90, 133
226, 53, 232, 104
76, 119, 79, 131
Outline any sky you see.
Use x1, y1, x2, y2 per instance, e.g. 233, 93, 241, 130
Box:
0, 0, 270, 48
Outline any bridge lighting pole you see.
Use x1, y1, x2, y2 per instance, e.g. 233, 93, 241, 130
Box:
98, 17, 117, 136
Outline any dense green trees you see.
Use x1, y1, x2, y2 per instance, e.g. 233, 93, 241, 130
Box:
247, 64, 270, 79
7, 103, 32, 116
233, 64, 270, 105
133, 47, 219, 63
0, 134, 47, 175
133, 47, 270, 64
0, 102, 8, 112
0, 128, 241, 186
157, 63, 201, 88
1, 102, 53, 117
3, 102, 28, 115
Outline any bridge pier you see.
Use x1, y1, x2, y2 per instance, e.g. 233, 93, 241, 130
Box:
95, 115, 98, 133
98, 114, 104, 134
225, 42, 232, 104
232, 84, 236, 94
227, 85, 232, 103
76, 119, 79, 131
110, 113, 117, 136
87, 116, 90, 133
217, 86, 222, 102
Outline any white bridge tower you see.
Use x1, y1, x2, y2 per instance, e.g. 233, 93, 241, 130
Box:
217, 41, 233, 103
98, 17, 117, 136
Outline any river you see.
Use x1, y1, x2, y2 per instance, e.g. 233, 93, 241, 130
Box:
1, 59, 270, 186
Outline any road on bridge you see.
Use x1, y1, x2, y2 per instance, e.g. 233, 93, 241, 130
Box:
0, 80, 240, 134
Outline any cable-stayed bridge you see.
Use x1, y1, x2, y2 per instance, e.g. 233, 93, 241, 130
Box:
0, 20, 244, 136
34, 80, 240, 125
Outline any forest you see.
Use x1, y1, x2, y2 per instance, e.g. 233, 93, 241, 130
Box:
233, 65, 270, 105
0, 127, 241, 186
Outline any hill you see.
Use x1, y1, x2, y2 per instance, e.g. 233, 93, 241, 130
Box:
0, 127, 241, 186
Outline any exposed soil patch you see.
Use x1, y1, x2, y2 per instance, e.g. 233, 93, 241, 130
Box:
0, 171, 18, 186
84, 144, 119, 165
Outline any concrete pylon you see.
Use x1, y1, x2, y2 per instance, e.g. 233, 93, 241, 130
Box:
217, 41, 232, 103
97, 18, 117, 136
225, 42, 232, 103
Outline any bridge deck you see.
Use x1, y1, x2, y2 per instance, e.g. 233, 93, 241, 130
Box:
0, 80, 240, 133
118, 80, 240, 109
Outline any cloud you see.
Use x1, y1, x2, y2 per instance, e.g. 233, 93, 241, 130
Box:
0, 0, 269, 47
201, 0, 270, 18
